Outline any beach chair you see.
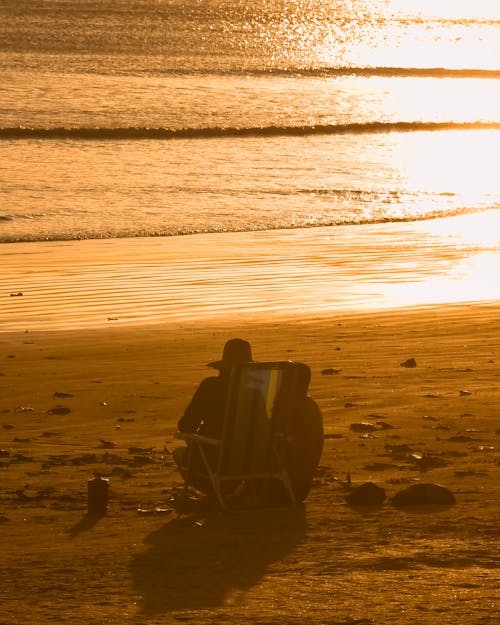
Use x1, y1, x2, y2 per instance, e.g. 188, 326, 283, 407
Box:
177, 361, 302, 509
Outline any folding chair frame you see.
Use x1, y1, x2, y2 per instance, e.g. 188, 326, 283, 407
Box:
177, 362, 299, 510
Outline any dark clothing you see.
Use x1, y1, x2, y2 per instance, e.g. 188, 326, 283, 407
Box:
177, 364, 324, 503
177, 375, 230, 438
177, 374, 230, 492
285, 395, 324, 502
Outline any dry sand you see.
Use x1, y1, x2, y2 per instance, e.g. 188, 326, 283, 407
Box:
1, 299, 499, 624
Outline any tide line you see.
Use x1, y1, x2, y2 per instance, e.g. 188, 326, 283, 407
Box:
2, 215, 500, 332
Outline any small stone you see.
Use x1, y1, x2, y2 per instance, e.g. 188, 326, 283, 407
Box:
350, 422, 377, 433
321, 368, 341, 375
385, 443, 412, 458
400, 358, 417, 368
459, 390, 472, 396
47, 406, 71, 415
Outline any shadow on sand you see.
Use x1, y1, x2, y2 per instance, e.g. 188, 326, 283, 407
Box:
130, 505, 306, 616
67, 512, 105, 537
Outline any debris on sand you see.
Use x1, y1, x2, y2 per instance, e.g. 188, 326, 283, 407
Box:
400, 358, 417, 368
47, 406, 71, 415
346, 482, 386, 506
391, 483, 455, 507
128, 446, 153, 455
350, 422, 377, 433
321, 368, 341, 375
98, 439, 117, 449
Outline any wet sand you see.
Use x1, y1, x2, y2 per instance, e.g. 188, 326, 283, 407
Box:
2, 212, 500, 331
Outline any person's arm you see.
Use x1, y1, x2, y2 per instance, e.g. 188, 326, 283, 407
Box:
177, 378, 212, 433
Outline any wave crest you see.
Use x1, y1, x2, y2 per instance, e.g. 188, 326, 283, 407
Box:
2, 121, 499, 141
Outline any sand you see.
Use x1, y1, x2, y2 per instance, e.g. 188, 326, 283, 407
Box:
1, 293, 499, 624
2, 217, 500, 623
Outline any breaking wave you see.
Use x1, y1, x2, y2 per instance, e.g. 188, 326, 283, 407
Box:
2, 121, 499, 141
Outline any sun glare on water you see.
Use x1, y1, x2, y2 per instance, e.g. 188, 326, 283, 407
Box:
385, 0, 500, 20
380, 210, 500, 308
312, 0, 500, 70
395, 130, 500, 201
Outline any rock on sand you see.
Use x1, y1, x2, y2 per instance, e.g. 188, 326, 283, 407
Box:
391, 483, 456, 507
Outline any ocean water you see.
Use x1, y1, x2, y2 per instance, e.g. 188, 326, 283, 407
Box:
0, 0, 499, 243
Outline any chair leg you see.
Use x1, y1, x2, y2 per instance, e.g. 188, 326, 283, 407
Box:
196, 443, 228, 509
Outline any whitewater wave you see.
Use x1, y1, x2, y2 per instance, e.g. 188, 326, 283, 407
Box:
294, 66, 500, 79
1, 205, 497, 245
2, 121, 499, 141
131, 66, 500, 80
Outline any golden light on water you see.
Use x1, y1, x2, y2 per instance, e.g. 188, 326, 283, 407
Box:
382, 250, 500, 307
385, 0, 500, 20
396, 130, 500, 200
310, 0, 500, 70
381, 211, 500, 307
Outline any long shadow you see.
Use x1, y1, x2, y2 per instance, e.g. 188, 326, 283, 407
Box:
130, 505, 306, 616
67, 512, 105, 537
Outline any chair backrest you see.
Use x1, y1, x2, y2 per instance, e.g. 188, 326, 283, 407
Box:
217, 361, 304, 476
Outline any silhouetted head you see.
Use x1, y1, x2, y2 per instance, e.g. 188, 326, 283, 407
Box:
207, 338, 253, 371
294, 362, 311, 396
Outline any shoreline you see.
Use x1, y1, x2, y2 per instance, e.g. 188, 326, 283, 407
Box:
2, 211, 500, 332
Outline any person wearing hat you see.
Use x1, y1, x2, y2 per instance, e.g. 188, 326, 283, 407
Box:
173, 338, 253, 493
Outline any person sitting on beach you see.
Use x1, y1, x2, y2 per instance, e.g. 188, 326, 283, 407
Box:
285, 362, 324, 502
173, 339, 323, 504
267, 362, 324, 504
173, 338, 253, 493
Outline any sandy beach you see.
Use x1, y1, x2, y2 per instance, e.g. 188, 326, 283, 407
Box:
1, 224, 499, 624
3, 0, 499, 621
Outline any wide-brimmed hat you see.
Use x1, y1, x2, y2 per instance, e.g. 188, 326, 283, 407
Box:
207, 338, 253, 370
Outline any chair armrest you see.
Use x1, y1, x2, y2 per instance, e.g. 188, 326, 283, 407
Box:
176, 431, 222, 447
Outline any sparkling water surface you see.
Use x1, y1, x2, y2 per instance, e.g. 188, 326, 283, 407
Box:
0, 0, 499, 242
